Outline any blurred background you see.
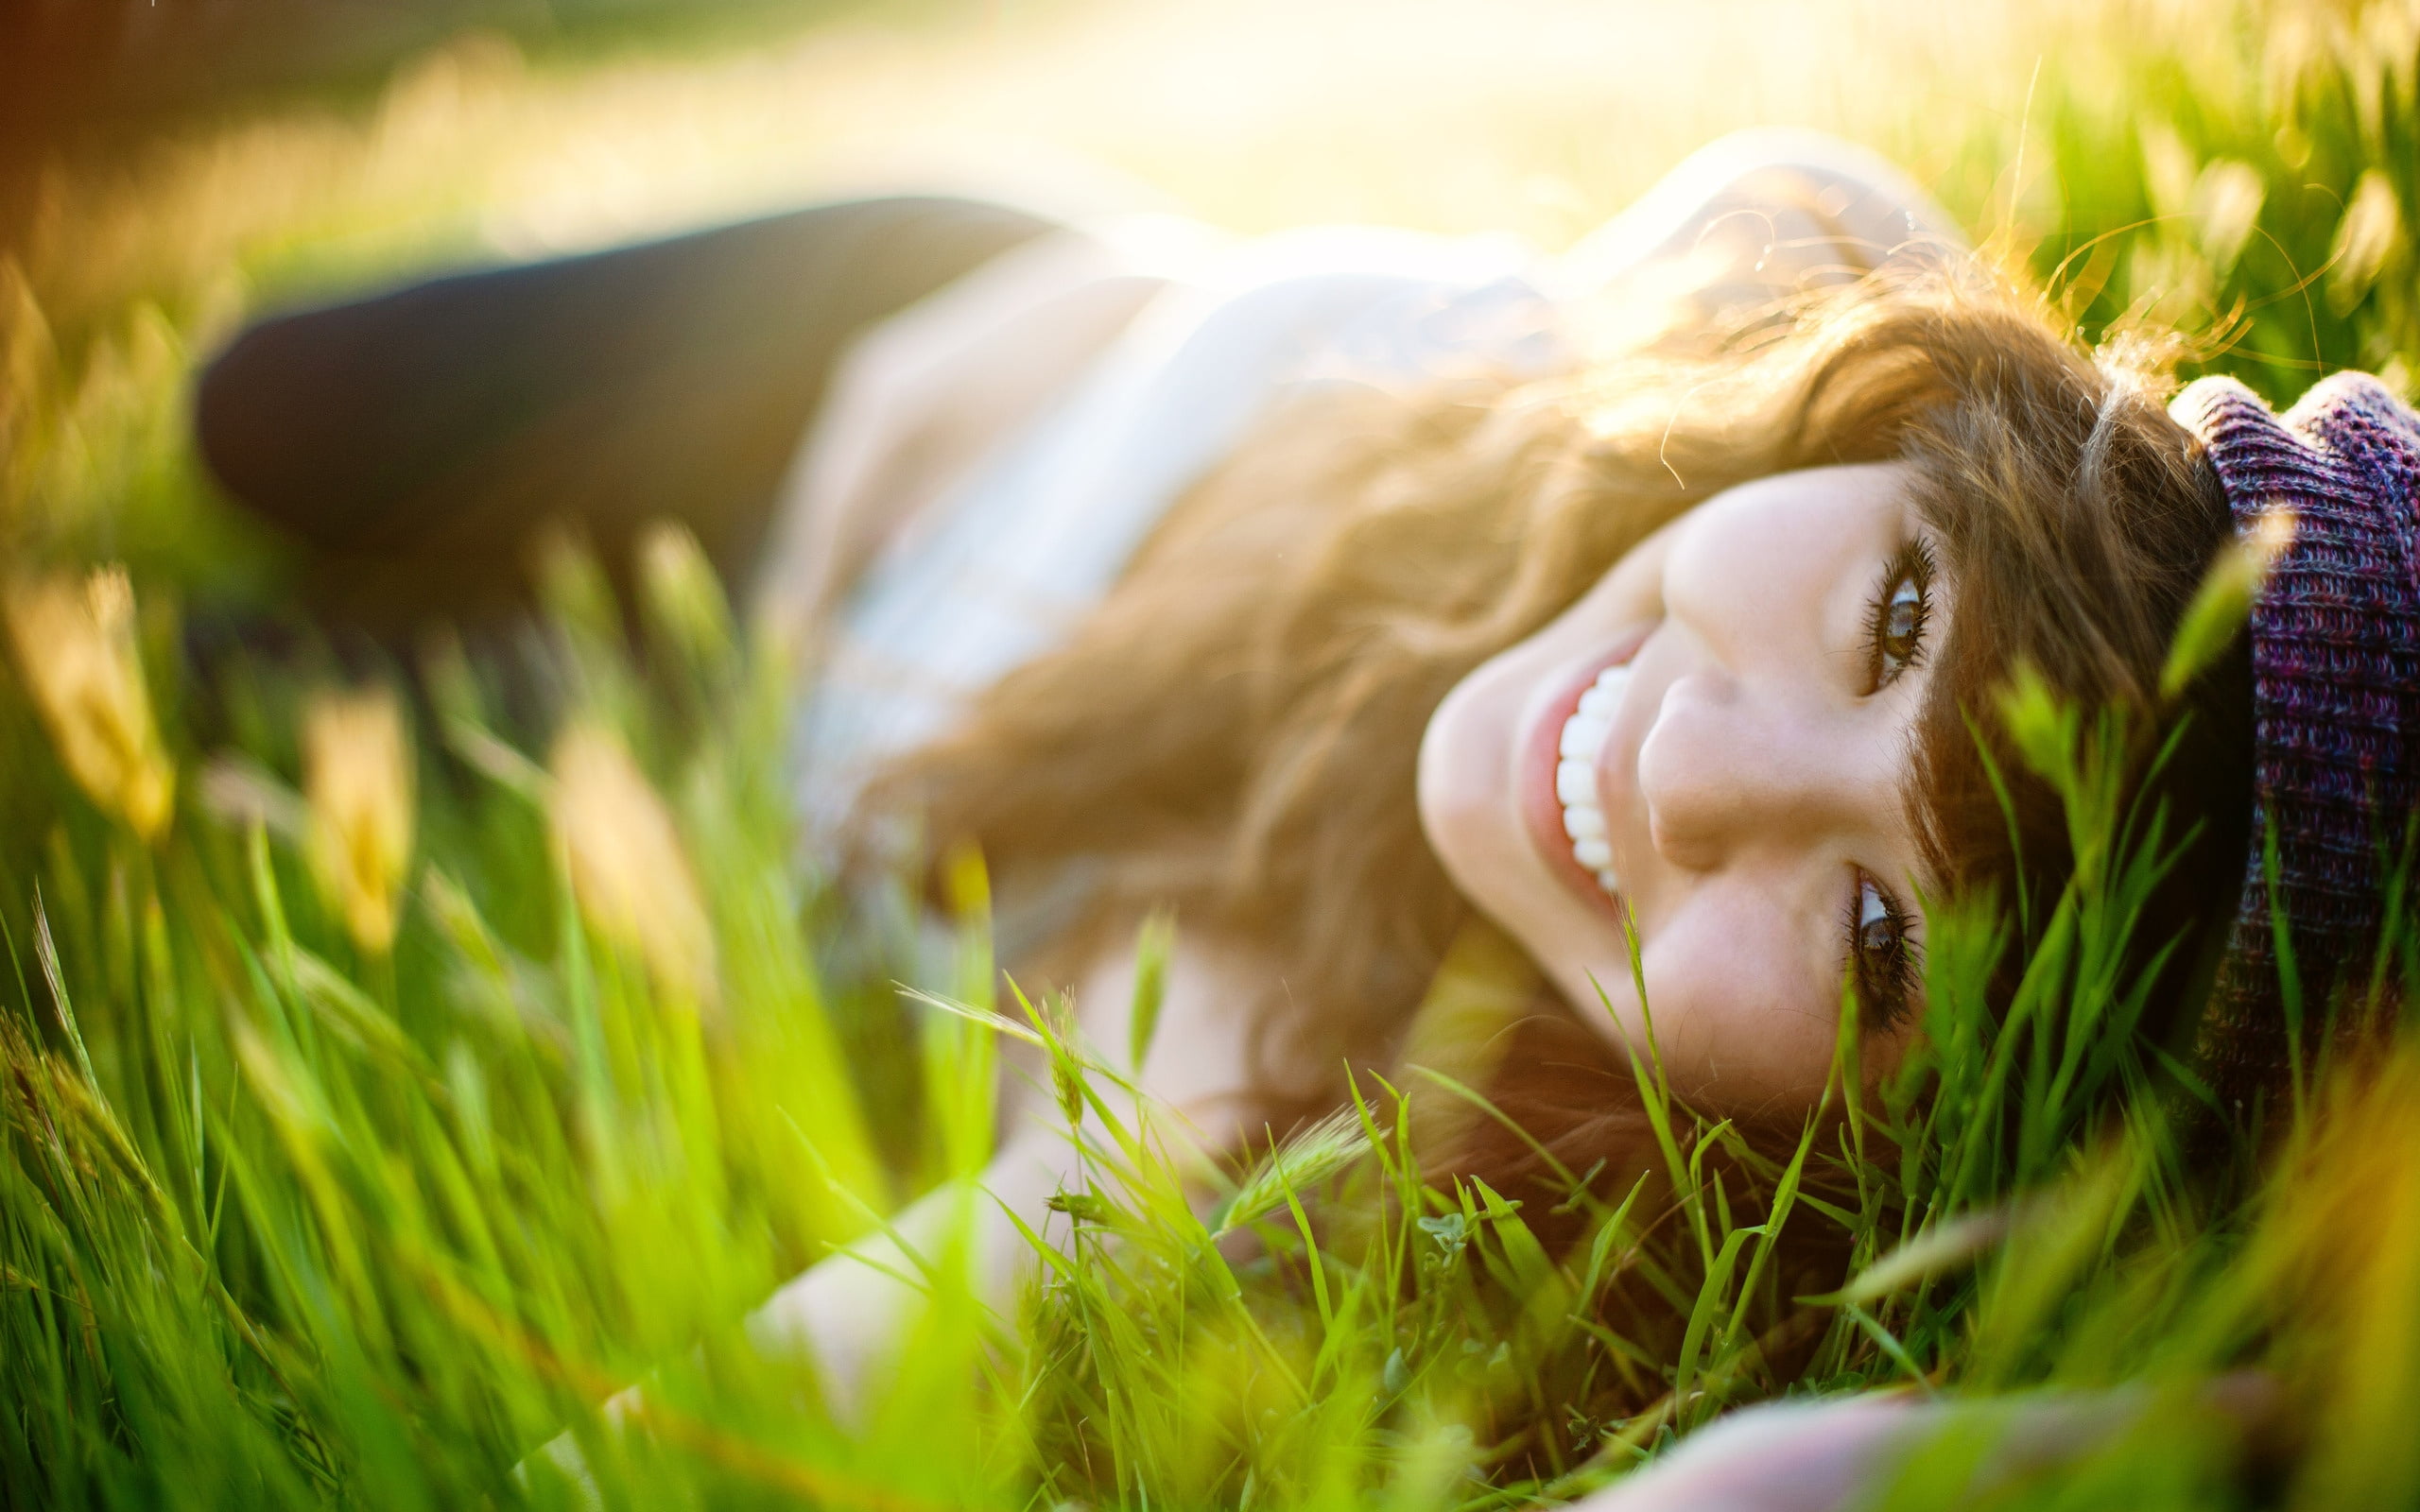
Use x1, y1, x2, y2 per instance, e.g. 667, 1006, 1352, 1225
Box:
0, 0, 2057, 308
0, 0, 2411, 594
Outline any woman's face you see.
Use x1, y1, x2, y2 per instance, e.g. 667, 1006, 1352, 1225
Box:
1418, 461, 1942, 1111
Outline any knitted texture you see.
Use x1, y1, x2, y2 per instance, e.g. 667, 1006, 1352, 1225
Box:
2172, 371, 2420, 1109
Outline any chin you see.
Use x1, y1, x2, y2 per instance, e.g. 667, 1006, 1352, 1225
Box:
1415, 665, 1520, 902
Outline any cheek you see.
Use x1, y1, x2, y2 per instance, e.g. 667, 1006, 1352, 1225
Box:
1557, 886, 1844, 1110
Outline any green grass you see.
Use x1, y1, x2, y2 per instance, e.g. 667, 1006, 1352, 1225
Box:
4, 0, 2419, 1505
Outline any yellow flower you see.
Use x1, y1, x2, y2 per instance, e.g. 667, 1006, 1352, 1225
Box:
4, 567, 175, 841
547, 721, 717, 1007
302, 688, 415, 954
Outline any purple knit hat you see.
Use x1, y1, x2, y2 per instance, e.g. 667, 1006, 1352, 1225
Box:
2171, 370, 2420, 1109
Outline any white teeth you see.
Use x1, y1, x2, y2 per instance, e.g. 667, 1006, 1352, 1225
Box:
1554, 663, 1631, 898
1556, 759, 1596, 807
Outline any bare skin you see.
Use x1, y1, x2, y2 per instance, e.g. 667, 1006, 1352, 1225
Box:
731, 935, 1278, 1417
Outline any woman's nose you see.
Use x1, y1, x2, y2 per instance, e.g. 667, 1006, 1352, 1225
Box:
1634, 672, 1855, 868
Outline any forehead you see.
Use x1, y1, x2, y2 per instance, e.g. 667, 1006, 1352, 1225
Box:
1699, 460, 1916, 521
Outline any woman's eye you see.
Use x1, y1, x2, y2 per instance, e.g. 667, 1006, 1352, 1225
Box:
1844, 871, 1918, 1031
1856, 880, 1899, 958
1863, 539, 1935, 692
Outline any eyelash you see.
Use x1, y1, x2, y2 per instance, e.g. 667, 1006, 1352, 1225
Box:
1841, 539, 1934, 1031
1862, 538, 1936, 694
1842, 870, 1921, 1032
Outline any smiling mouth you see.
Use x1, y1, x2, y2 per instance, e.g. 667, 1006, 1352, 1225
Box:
1555, 662, 1632, 897
1521, 627, 1651, 915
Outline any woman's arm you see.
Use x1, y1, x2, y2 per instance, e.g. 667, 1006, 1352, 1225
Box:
736, 930, 1278, 1419
1563, 1375, 2275, 1510
528, 932, 1277, 1506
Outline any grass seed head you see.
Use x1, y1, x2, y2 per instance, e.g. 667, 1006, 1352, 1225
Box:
547, 719, 718, 1009
1217, 1108, 1374, 1235
3, 566, 175, 841
2329, 170, 2406, 315
638, 521, 735, 669
302, 687, 416, 954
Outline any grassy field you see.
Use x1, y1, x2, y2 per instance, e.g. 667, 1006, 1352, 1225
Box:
3, 0, 2419, 1505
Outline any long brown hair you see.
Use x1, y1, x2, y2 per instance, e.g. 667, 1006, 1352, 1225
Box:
870, 258, 2253, 1189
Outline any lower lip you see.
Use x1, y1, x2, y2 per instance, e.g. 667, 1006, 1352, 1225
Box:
1520, 627, 1651, 923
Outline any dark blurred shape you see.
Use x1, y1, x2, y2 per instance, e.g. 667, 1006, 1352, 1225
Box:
194, 195, 1055, 627
0, 0, 862, 248
1, 0, 854, 128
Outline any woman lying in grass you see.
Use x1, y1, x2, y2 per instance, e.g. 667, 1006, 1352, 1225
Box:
194, 129, 2416, 1503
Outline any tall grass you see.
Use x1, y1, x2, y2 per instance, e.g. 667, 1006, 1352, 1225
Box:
3, 0, 2418, 1505
13, 538, 2418, 1507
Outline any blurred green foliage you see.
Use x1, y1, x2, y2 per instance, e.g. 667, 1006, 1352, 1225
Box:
2034, 0, 2416, 403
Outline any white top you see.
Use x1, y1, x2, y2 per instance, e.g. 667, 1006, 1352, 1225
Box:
770, 216, 1575, 842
